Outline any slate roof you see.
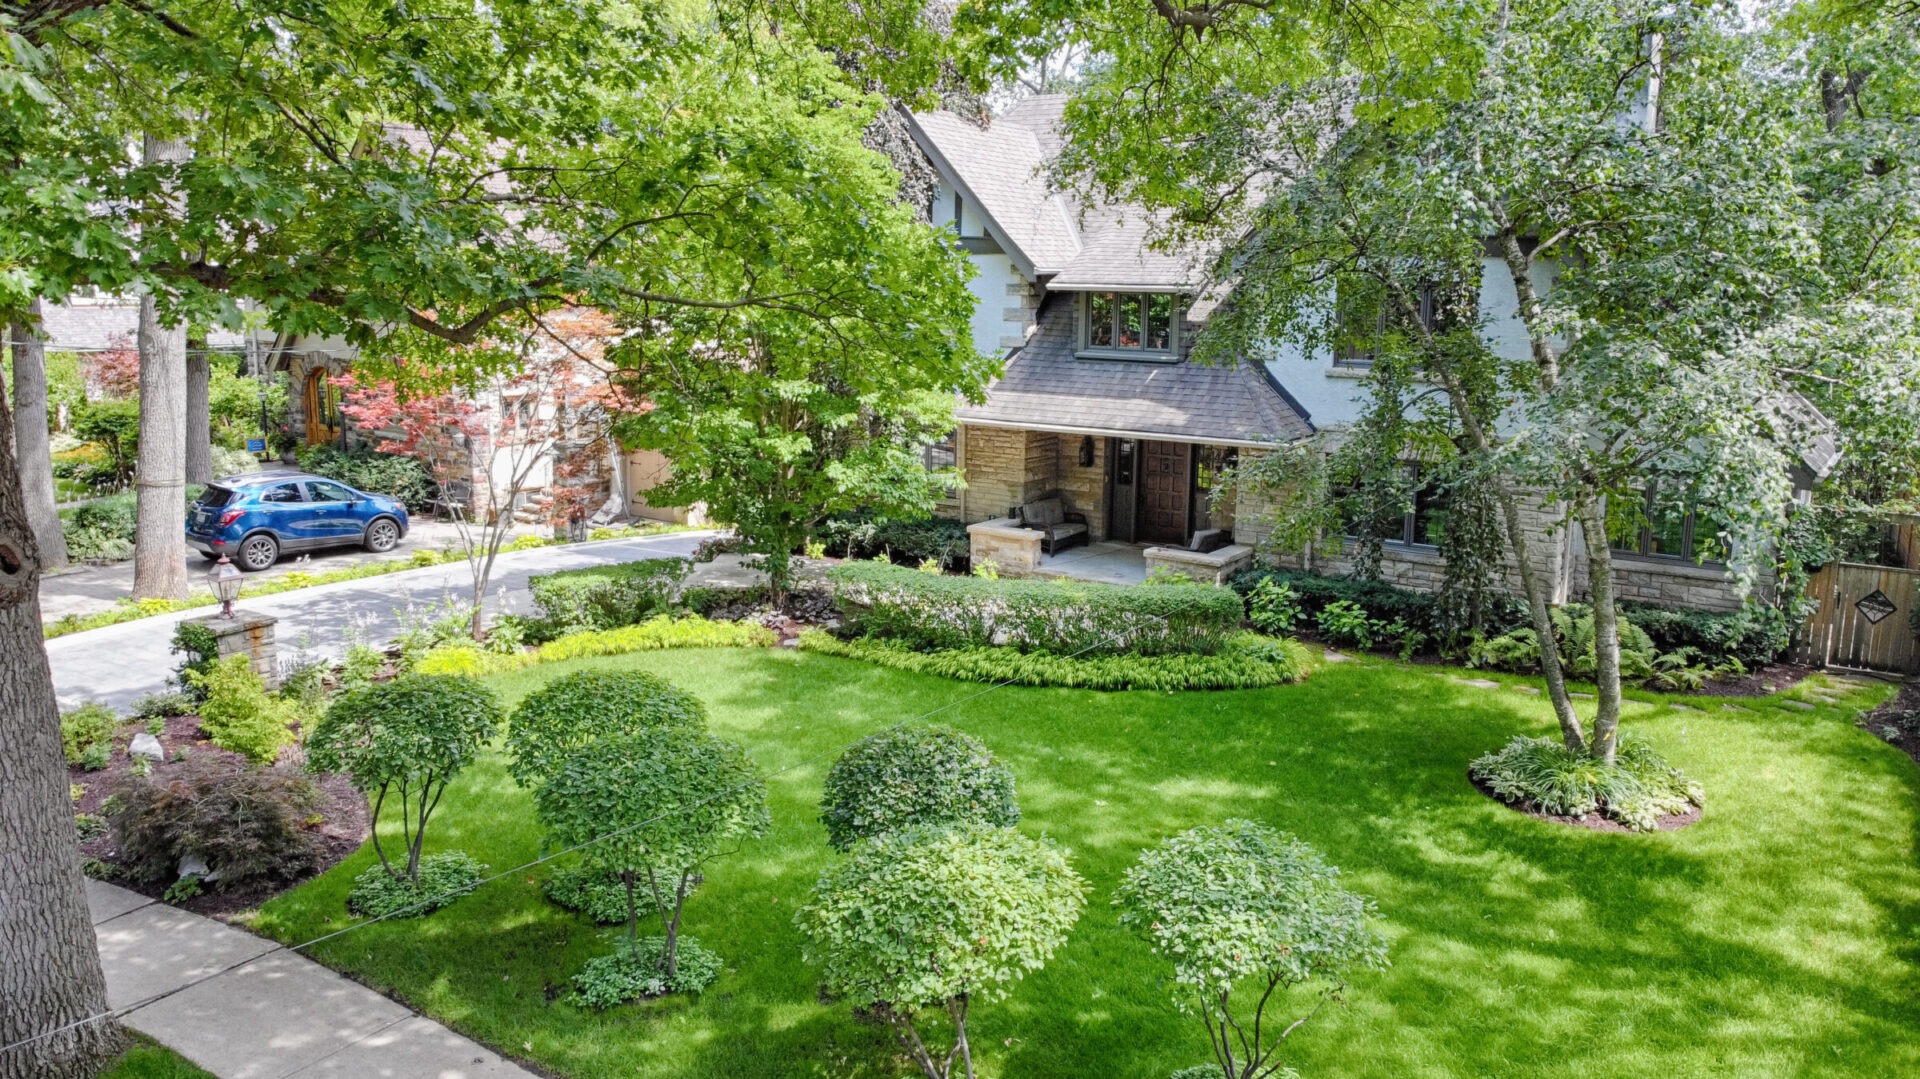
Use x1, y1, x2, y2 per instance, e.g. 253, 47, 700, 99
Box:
36, 301, 247, 352
955, 297, 1312, 445
1770, 389, 1843, 479
908, 110, 1080, 275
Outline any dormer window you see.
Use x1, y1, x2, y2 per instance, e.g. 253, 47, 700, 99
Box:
1080, 292, 1179, 359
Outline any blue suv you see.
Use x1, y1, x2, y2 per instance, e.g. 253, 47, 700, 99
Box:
187, 471, 411, 571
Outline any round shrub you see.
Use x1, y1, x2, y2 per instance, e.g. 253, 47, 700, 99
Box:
105, 754, 322, 889
819, 725, 1019, 852
505, 670, 707, 787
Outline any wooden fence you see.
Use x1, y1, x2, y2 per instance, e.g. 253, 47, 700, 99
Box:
1797, 561, 1920, 674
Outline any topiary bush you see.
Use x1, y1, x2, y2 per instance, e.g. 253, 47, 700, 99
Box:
528, 558, 690, 634
819, 726, 1019, 852
829, 562, 1245, 657
61, 703, 120, 765
799, 631, 1310, 692
794, 823, 1087, 1079
105, 754, 322, 889
309, 674, 502, 891
1470, 734, 1703, 831
505, 670, 708, 787
186, 654, 296, 765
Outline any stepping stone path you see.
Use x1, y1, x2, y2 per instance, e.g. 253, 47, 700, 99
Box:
1453, 678, 1501, 690
1722, 703, 1751, 712
1570, 692, 1595, 700
1510, 685, 1541, 695
1322, 650, 1350, 662
1780, 700, 1818, 711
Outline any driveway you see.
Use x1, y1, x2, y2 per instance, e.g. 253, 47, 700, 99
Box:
47, 530, 717, 711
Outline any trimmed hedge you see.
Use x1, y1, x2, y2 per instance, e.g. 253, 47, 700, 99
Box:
798, 631, 1310, 691
506, 670, 708, 786
829, 562, 1244, 657
528, 558, 690, 633
411, 615, 776, 679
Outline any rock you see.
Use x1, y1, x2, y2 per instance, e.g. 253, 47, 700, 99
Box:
1781, 700, 1817, 711
1322, 650, 1350, 663
176, 854, 222, 883
1510, 685, 1541, 695
129, 732, 165, 761
1453, 678, 1500, 690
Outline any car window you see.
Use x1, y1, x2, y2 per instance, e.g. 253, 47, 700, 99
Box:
261, 483, 304, 504
306, 480, 357, 503
195, 487, 235, 508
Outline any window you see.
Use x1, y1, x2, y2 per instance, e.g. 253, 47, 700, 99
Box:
261, 483, 304, 504
1338, 465, 1448, 547
305, 480, 356, 503
1081, 292, 1178, 357
922, 434, 956, 472
1333, 274, 1478, 369
1605, 485, 1728, 564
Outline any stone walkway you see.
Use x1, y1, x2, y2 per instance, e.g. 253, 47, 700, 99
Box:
87, 879, 531, 1079
49, 529, 716, 711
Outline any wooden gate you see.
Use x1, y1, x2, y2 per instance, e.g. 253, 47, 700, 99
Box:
1798, 562, 1920, 674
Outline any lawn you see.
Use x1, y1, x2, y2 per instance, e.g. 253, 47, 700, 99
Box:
252, 648, 1920, 1078
101, 1036, 215, 1079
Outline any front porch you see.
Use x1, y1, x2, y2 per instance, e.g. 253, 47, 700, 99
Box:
1034, 541, 1150, 585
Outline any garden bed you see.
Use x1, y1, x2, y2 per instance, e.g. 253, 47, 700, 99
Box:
1468, 773, 1704, 833
69, 714, 368, 920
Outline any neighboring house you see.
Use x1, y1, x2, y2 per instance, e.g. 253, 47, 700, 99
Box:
905, 95, 1838, 612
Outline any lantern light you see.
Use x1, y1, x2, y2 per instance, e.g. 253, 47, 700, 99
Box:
208, 555, 244, 618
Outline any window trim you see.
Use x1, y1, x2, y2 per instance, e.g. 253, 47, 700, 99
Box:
1336, 464, 1448, 550
1077, 291, 1182, 362
1604, 486, 1727, 566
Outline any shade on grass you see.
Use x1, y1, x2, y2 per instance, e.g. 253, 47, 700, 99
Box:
250, 649, 1920, 1078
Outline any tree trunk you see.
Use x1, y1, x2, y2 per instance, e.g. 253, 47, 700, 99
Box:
0, 375, 127, 1077
1577, 502, 1625, 764
185, 341, 211, 486
9, 303, 66, 569
132, 136, 192, 602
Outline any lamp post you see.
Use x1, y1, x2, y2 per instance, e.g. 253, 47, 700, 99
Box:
208, 555, 243, 618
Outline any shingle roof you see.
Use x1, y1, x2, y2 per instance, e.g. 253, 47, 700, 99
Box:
908, 111, 1080, 275
1047, 208, 1203, 291
956, 296, 1312, 445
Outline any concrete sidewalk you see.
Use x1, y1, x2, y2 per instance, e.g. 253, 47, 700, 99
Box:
88, 879, 532, 1079
48, 529, 716, 711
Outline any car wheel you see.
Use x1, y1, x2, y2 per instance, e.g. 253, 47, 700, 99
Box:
238, 533, 279, 571
364, 517, 401, 553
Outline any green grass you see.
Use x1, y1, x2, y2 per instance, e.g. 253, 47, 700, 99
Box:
252, 649, 1920, 1078
101, 1036, 215, 1079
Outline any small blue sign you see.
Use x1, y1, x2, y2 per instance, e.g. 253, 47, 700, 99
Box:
246, 438, 267, 453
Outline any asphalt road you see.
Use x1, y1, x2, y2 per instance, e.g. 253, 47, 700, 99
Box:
46, 530, 716, 711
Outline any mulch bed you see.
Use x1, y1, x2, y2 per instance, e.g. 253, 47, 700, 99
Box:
1861, 680, 1920, 769
69, 713, 368, 921
1469, 774, 1704, 834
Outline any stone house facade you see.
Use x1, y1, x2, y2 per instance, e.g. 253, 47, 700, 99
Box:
908, 95, 1830, 613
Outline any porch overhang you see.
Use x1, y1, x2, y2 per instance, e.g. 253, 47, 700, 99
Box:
952, 415, 1300, 451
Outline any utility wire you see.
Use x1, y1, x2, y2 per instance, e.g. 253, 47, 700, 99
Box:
1, 600, 1198, 1062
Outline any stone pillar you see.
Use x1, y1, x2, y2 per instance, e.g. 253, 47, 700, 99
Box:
179, 611, 280, 690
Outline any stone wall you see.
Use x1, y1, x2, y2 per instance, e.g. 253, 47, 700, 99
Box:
959, 425, 1065, 522
1051, 434, 1108, 539
999, 276, 1042, 352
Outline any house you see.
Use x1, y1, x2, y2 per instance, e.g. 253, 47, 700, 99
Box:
905, 95, 1837, 610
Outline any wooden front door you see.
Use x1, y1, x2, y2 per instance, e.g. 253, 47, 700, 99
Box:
304, 367, 340, 446
1138, 441, 1192, 545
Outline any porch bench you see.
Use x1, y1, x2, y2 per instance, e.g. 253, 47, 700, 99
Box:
1142, 543, 1256, 586
1016, 496, 1089, 555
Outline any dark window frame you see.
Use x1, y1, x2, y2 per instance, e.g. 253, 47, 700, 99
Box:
1333, 276, 1479, 370
1078, 291, 1181, 360
1337, 464, 1449, 549
1605, 485, 1728, 566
